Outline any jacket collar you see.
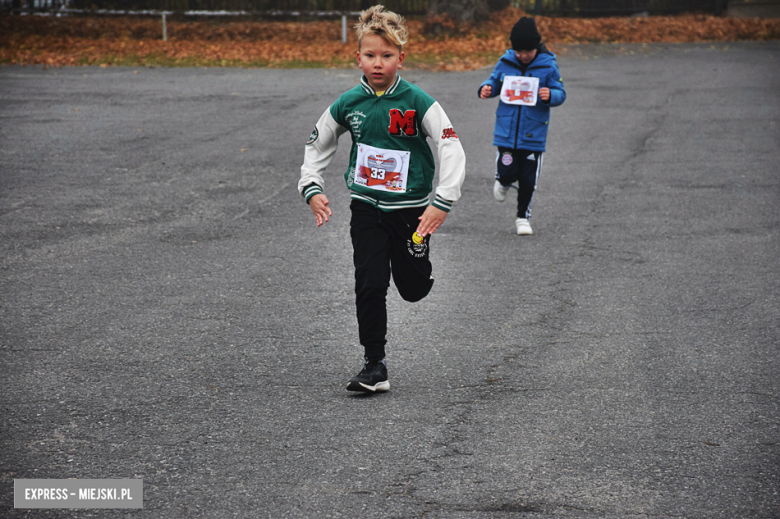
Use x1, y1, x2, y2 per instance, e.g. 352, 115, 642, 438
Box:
500, 45, 554, 71
360, 74, 402, 96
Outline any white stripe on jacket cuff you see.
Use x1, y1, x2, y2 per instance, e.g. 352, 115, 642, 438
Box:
303, 183, 323, 203
432, 194, 453, 213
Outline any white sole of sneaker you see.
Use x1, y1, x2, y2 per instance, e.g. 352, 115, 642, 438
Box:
347, 380, 390, 392
362, 381, 389, 392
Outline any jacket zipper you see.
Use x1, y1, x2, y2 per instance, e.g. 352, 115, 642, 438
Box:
500, 54, 546, 147
514, 72, 533, 149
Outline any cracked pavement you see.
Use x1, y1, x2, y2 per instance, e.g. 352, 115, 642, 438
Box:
1, 42, 779, 518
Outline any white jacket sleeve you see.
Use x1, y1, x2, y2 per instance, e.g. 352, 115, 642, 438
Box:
298, 107, 348, 202
421, 102, 466, 212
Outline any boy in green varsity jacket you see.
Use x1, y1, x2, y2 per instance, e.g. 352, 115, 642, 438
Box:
298, 5, 466, 392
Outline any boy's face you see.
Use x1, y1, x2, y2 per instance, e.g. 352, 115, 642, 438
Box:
357, 33, 404, 92
515, 48, 537, 64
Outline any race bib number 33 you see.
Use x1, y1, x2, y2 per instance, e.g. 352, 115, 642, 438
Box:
355, 144, 410, 193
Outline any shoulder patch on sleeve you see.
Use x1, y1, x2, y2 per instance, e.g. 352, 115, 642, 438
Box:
441, 127, 459, 140
306, 126, 319, 145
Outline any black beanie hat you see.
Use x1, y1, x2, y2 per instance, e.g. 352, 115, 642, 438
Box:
510, 17, 542, 51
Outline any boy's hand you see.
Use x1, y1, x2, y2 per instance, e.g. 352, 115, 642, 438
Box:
479, 85, 492, 99
416, 205, 447, 238
309, 193, 332, 227
539, 87, 551, 102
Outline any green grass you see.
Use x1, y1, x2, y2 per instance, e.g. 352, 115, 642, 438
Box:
62, 52, 366, 68
3, 50, 469, 70
73, 54, 275, 68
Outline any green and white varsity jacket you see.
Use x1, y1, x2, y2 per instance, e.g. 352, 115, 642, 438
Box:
298, 75, 466, 212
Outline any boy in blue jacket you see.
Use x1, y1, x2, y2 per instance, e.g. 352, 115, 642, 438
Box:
479, 17, 565, 235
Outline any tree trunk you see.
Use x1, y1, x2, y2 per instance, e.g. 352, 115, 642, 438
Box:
486, 0, 511, 11
427, 0, 491, 24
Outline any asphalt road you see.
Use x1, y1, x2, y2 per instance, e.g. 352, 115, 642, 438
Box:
1, 42, 779, 518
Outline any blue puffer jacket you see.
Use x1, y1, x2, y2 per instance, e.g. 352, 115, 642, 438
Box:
479, 46, 566, 151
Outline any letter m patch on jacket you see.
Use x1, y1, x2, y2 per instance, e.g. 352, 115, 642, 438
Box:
388, 109, 418, 137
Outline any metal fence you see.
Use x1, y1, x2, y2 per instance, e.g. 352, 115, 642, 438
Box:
514, 0, 727, 16
0, 0, 728, 15
2, 0, 68, 11
0, 0, 429, 14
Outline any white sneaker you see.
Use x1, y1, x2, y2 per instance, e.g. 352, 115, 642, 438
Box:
493, 180, 510, 202
515, 218, 533, 235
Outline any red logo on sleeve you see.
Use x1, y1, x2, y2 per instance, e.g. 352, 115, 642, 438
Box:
441, 127, 459, 140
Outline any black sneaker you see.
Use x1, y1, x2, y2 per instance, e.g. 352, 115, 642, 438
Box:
346, 358, 389, 392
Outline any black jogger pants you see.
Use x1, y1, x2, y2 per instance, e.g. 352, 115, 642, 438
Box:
350, 200, 434, 361
495, 146, 544, 220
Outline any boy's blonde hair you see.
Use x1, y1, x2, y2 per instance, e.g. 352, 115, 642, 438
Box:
355, 5, 408, 49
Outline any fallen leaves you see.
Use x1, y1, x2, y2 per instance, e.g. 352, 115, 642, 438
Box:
1, 8, 778, 70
